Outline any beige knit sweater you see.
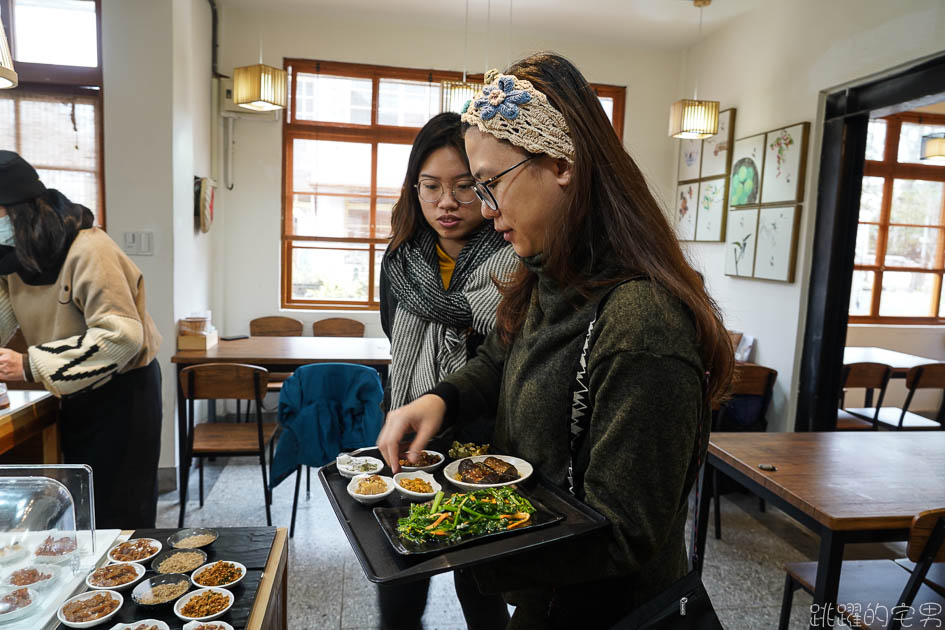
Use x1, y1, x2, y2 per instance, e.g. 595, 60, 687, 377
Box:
0, 228, 161, 397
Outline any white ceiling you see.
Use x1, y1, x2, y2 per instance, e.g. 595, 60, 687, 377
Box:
219, 0, 768, 50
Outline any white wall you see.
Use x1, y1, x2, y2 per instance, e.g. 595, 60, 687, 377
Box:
216, 6, 682, 337
678, 0, 945, 431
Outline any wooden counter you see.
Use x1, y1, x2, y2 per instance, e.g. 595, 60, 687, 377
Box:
0, 389, 59, 463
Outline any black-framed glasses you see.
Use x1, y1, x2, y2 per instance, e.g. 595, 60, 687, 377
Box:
414, 179, 478, 204
473, 156, 535, 211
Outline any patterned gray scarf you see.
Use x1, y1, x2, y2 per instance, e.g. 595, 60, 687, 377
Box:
385, 223, 517, 408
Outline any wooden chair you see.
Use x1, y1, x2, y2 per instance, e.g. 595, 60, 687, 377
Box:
711, 364, 777, 539
837, 362, 892, 430
778, 508, 945, 630
867, 364, 945, 431
178, 364, 279, 528
249, 316, 303, 397
312, 318, 365, 337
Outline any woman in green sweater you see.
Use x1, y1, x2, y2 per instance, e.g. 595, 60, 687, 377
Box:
377, 53, 733, 628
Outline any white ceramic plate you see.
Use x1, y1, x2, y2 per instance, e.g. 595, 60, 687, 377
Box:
32, 535, 79, 564
191, 560, 246, 590
0, 586, 38, 623
174, 587, 234, 623
336, 455, 384, 478
392, 471, 442, 500
110, 620, 171, 630
346, 474, 395, 505
0, 544, 28, 565
57, 589, 124, 628
182, 620, 234, 630
397, 450, 445, 473
87, 562, 146, 591
107, 538, 162, 564
442, 455, 534, 491
2, 564, 60, 591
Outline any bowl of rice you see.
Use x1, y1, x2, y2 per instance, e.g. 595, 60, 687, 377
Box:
151, 549, 208, 575
131, 574, 191, 608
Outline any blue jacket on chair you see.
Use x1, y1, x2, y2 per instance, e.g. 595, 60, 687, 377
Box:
270, 363, 384, 489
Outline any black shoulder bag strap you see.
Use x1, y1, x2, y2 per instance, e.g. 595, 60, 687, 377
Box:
567, 281, 723, 630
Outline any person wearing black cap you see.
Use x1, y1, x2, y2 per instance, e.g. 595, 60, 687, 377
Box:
0, 150, 163, 529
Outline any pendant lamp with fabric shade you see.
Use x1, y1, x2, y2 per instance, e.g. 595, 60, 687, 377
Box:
669, 0, 719, 139
0, 22, 17, 89
233, 63, 286, 111
921, 132, 945, 161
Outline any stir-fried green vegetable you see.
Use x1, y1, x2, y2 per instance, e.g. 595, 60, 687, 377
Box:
396, 487, 536, 544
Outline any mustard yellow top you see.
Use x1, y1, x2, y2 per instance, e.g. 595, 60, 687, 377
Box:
435, 243, 455, 289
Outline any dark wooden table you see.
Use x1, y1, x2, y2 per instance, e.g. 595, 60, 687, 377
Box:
690, 432, 945, 629
843, 346, 939, 378
0, 389, 59, 464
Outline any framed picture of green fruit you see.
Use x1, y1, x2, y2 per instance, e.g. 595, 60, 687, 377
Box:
729, 134, 765, 207
761, 122, 810, 205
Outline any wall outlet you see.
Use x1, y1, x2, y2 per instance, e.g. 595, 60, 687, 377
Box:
122, 231, 153, 256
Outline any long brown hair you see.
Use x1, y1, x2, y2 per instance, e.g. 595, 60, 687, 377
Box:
387, 112, 469, 253
488, 52, 733, 404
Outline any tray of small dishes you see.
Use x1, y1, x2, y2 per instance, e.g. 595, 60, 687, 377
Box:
319, 442, 612, 584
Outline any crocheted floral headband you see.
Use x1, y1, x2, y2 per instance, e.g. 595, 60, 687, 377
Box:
461, 69, 575, 164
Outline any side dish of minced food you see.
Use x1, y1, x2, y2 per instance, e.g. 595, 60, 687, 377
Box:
396, 487, 536, 544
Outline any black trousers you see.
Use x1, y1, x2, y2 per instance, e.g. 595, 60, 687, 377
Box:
378, 569, 510, 630
59, 360, 162, 530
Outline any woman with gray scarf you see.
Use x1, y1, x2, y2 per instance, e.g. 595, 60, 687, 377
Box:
378, 112, 517, 629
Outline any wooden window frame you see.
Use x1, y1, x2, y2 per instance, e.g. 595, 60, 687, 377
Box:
0, 0, 105, 228
281, 59, 626, 311
849, 111, 945, 325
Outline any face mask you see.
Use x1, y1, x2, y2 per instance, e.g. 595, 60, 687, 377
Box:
0, 216, 13, 247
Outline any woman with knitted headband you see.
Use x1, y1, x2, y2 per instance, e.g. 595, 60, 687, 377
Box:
378, 52, 733, 628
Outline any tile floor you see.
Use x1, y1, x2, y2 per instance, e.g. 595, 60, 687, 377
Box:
158, 459, 902, 629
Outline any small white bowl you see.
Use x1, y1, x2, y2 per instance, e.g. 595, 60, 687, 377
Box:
442, 455, 534, 491
336, 455, 384, 478
107, 538, 162, 564
86, 562, 146, 591
182, 620, 234, 630
174, 587, 234, 623
397, 450, 445, 473
33, 535, 79, 564
110, 620, 171, 630
191, 560, 246, 590
346, 474, 395, 505
0, 586, 38, 623
2, 564, 60, 591
0, 543, 28, 565
57, 589, 123, 628
393, 471, 442, 500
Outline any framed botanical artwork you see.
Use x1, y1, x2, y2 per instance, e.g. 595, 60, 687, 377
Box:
695, 177, 727, 242
677, 138, 702, 182
700, 108, 735, 179
724, 207, 758, 277
754, 205, 801, 282
675, 182, 697, 241
728, 134, 765, 208
761, 122, 810, 205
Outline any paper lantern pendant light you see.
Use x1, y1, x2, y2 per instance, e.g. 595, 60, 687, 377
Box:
233, 63, 287, 112
0, 23, 17, 89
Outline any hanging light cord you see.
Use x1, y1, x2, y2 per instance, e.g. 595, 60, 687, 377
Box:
463, 0, 469, 82
693, 6, 703, 101
485, 0, 491, 76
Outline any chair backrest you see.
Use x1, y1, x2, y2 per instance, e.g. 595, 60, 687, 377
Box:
842, 362, 892, 389
715, 365, 778, 431
313, 318, 365, 337
250, 316, 303, 337
727, 331, 743, 351
180, 363, 269, 401
907, 508, 945, 563
730, 364, 778, 397
905, 363, 945, 390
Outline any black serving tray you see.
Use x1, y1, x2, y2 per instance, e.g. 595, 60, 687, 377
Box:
374, 489, 564, 555
319, 446, 610, 585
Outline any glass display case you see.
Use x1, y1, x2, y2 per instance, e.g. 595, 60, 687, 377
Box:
0, 466, 120, 629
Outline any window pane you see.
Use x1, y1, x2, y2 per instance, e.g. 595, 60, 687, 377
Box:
376, 198, 395, 238
858, 176, 884, 222
0, 100, 13, 148
879, 272, 935, 316
599, 96, 614, 123
295, 74, 372, 124
36, 169, 97, 216
18, 98, 98, 170
849, 270, 874, 316
889, 179, 945, 226
854, 224, 878, 265
13, 0, 97, 67
292, 195, 371, 239
865, 119, 886, 161
898, 122, 945, 164
377, 143, 412, 197
374, 247, 385, 302
292, 139, 371, 194
291, 243, 370, 302
378, 79, 440, 127
884, 227, 941, 268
